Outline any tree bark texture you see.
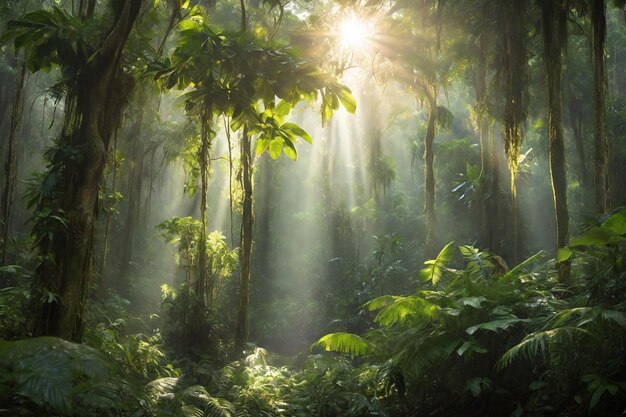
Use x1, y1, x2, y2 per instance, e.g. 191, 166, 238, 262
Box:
1, 63, 26, 263
35, 0, 143, 341
423, 89, 438, 259
542, 0, 570, 283
117, 93, 146, 293
591, 0, 610, 214
235, 125, 253, 351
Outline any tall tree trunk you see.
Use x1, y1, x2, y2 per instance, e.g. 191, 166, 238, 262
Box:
591, 0, 610, 214
235, 125, 253, 351
474, 33, 493, 249
1, 63, 27, 263
98, 130, 120, 287
567, 83, 589, 190
542, 0, 570, 283
34, 0, 143, 341
500, 0, 528, 264
423, 90, 438, 258
117, 95, 146, 295
194, 108, 210, 330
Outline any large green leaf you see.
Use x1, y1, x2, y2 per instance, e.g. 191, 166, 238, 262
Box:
569, 227, 625, 247
372, 296, 439, 326
312, 333, 370, 356
466, 316, 529, 335
602, 210, 626, 235
419, 241, 456, 284
335, 85, 357, 114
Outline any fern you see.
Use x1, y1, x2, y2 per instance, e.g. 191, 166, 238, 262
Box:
0, 337, 136, 415
497, 327, 590, 370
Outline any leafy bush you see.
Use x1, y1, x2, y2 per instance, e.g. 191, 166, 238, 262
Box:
0, 337, 145, 416
315, 210, 626, 416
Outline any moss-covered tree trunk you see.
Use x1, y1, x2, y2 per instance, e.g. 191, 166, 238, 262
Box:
591, 0, 610, 213
235, 125, 253, 351
35, 0, 142, 341
499, 0, 528, 265
542, 0, 570, 283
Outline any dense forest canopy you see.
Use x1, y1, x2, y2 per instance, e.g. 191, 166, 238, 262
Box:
0, 0, 625, 415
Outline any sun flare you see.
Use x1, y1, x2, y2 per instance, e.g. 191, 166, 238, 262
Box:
339, 16, 370, 49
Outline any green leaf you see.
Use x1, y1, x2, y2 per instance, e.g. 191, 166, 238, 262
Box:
600, 309, 626, 326
419, 241, 456, 284
269, 138, 283, 159
569, 227, 625, 247
274, 100, 292, 116
556, 247, 572, 262
0, 265, 20, 274
363, 295, 396, 311
589, 385, 606, 410
312, 333, 369, 356
373, 296, 439, 326
602, 210, 626, 235
466, 317, 528, 335
336, 86, 357, 114
281, 122, 313, 144
255, 138, 271, 156
457, 340, 487, 356
283, 146, 297, 160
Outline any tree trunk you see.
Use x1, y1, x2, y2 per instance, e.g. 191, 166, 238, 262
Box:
194, 108, 210, 325
474, 33, 492, 250
500, 0, 528, 265
235, 125, 253, 351
1, 63, 26, 263
591, 0, 610, 214
423, 90, 438, 258
35, 0, 143, 341
566, 83, 589, 190
117, 94, 146, 296
542, 0, 570, 283
98, 130, 120, 287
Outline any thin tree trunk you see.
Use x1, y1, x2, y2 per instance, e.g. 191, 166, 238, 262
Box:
1, 63, 27, 263
194, 108, 210, 326
235, 125, 253, 351
423, 91, 438, 258
474, 33, 491, 249
542, 0, 570, 283
591, 0, 610, 214
98, 129, 120, 287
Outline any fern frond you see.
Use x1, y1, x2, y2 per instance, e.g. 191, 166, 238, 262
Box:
497, 326, 590, 370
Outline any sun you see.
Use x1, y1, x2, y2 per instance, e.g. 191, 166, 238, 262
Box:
339, 15, 370, 49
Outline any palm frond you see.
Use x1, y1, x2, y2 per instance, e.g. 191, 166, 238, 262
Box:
497, 326, 590, 370
373, 295, 439, 326
312, 333, 370, 356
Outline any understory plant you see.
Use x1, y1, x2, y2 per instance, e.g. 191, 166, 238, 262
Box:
316, 209, 626, 416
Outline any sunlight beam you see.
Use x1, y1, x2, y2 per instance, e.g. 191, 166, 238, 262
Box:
339, 15, 370, 49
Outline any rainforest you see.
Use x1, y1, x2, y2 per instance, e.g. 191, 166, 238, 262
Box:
1, 0, 625, 415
